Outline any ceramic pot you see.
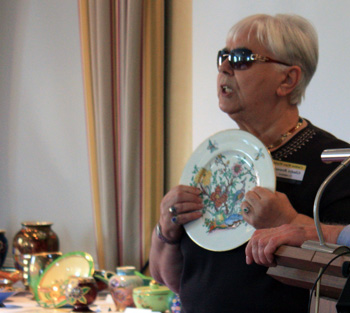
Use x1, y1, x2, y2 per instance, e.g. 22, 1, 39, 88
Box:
0, 279, 17, 308
28, 252, 62, 297
12, 222, 59, 286
0, 278, 13, 290
0, 230, 8, 269
0, 268, 22, 284
65, 276, 98, 312
168, 292, 182, 313
108, 266, 143, 312
133, 280, 173, 312
93, 269, 113, 292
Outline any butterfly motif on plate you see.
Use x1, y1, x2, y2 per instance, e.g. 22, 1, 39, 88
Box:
207, 140, 218, 153
254, 148, 265, 161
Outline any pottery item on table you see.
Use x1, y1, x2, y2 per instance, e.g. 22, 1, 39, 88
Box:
0, 230, 8, 269
0, 279, 17, 308
0, 291, 16, 308
93, 269, 114, 292
35, 251, 94, 309
133, 270, 153, 286
65, 276, 98, 312
0, 268, 22, 284
28, 252, 62, 297
94, 267, 152, 288
168, 292, 182, 313
108, 266, 143, 311
0, 290, 17, 308
0, 278, 13, 290
12, 221, 59, 286
133, 280, 173, 312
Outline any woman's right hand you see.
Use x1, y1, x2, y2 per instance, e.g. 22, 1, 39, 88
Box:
159, 185, 204, 243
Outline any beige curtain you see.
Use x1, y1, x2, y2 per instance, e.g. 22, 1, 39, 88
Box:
78, 0, 164, 271
164, 1, 193, 190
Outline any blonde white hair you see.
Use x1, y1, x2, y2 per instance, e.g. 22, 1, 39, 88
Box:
227, 14, 318, 105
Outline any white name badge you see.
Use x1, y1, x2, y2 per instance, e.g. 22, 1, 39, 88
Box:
273, 160, 306, 183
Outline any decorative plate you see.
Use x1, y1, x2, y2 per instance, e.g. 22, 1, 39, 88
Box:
180, 129, 276, 251
35, 251, 94, 308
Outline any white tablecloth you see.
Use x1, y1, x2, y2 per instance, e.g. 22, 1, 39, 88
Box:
1, 292, 116, 312
1, 292, 159, 313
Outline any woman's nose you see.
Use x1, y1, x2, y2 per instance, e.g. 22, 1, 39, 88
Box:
218, 58, 234, 76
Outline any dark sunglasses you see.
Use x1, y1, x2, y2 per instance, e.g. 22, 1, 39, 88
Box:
217, 48, 291, 70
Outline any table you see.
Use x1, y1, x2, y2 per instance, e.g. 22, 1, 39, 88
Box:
1, 292, 116, 312
1, 292, 161, 312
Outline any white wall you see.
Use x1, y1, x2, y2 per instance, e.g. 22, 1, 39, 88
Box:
0, 1, 97, 265
192, 0, 350, 148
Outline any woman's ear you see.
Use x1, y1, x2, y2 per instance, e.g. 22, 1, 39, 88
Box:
276, 66, 302, 97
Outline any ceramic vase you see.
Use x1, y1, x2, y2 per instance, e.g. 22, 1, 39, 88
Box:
65, 276, 98, 312
0, 230, 8, 269
12, 222, 59, 286
168, 293, 182, 313
109, 266, 143, 312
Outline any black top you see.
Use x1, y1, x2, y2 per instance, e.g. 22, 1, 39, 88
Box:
179, 121, 350, 313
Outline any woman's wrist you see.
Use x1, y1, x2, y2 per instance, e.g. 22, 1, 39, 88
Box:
155, 223, 181, 245
290, 213, 314, 226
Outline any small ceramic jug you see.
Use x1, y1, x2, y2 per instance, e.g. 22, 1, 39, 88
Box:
109, 266, 143, 311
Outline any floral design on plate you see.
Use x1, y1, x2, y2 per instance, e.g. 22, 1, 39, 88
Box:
181, 129, 275, 251
191, 151, 258, 233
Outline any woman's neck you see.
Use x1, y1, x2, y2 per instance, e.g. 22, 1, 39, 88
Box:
234, 109, 305, 150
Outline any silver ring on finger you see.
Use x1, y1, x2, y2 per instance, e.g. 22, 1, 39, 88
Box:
243, 204, 251, 214
169, 206, 177, 215
171, 216, 179, 225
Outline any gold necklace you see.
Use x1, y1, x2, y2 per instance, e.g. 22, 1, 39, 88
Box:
267, 117, 303, 150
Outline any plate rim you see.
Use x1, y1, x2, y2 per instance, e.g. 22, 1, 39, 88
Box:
181, 128, 276, 252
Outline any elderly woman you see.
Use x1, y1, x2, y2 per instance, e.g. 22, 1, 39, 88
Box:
149, 14, 350, 312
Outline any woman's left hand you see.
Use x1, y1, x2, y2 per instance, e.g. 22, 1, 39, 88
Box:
240, 187, 298, 229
